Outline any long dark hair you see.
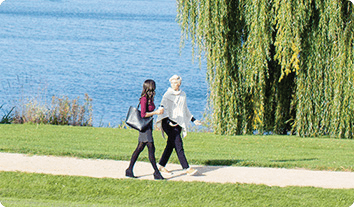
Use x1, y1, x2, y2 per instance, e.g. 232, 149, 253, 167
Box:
140, 79, 156, 104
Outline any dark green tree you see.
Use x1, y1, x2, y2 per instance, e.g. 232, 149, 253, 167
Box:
178, 0, 353, 138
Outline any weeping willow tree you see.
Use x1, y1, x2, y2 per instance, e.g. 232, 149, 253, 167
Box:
177, 0, 354, 138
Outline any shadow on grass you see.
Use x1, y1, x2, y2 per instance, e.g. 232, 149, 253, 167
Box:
203, 159, 245, 166
270, 158, 319, 162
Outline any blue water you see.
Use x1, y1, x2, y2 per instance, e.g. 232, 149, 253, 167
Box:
0, 0, 208, 127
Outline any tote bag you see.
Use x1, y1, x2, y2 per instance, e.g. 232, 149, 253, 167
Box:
125, 104, 153, 132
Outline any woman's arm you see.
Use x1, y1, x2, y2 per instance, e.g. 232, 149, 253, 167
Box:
144, 108, 163, 117
140, 97, 164, 118
140, 96, 148, 118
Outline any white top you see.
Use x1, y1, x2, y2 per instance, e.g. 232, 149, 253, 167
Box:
156, 87, 193, 138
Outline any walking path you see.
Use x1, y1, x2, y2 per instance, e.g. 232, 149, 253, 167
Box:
1, 152, 354, 189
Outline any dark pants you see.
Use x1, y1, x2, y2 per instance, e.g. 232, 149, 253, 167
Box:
159, 118, 189, 169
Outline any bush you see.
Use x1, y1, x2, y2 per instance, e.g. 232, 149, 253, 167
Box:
0, 104, 15, 124
13, 94, 93, 126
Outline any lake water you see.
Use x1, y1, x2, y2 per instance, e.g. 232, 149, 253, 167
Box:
0, 0, 208, 127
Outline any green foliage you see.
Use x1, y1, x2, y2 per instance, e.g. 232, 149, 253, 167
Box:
177, 0, 354, 138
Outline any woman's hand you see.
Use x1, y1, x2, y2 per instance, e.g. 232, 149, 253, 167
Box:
144, 108, 164, 117
194, 120, 202, 126
155, 107, 164, 115
194, 120, 203, 126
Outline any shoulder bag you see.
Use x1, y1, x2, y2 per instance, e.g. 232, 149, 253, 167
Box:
125, 102, 153, 132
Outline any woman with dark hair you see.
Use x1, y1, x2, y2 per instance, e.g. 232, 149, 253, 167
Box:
125, 79, 165, 180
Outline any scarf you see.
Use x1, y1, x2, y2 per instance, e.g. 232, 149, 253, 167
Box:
156, 87, 193, 138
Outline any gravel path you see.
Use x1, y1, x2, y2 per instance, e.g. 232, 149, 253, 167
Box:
1, 152, 354, 189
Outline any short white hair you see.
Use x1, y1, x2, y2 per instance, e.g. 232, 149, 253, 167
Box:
169, 75, 182, 84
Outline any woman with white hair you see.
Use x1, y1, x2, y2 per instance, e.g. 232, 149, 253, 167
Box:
156, 75, 202, 176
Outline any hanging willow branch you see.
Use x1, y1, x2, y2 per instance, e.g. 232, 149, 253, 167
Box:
177, 0, 354, 138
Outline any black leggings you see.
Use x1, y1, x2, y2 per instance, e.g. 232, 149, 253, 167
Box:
127, 141, 159, 172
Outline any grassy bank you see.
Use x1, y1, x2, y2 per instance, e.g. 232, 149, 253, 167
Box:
0, 171, 353, 207
1, 124, 354, 206
1, 124, 354, 171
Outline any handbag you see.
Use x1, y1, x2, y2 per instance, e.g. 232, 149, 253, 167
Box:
125, 103, 153, 132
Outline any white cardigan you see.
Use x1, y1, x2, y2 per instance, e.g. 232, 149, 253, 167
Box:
156, 87, 193, 138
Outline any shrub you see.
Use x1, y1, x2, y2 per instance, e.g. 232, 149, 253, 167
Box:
0, 104, 15, 124
13, 94, 93, 126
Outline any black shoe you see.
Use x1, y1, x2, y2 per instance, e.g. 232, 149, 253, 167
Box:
153, 171, 165, 180
126, 169, 137, 178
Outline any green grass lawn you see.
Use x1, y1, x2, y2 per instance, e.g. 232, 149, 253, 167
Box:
1, 124, 354, 206
0, 171, 353, 207
1, 124, 354, 171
